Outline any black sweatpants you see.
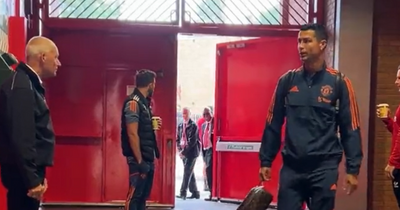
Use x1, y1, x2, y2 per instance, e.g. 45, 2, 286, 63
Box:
277, 165, 338, 210
125, 161, 154, 210
203, 148, 213, 194
180, 157, 198, 194
1, 165, 45, 210
392, 169, 400, 209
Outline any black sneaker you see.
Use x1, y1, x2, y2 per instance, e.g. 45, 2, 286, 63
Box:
204, 196, 212, 201
176, 194, 187, 200
187, 191, 200, 199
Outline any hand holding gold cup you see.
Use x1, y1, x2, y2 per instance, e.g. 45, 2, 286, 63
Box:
152, 116, 162, 130
376, 103, 390, 119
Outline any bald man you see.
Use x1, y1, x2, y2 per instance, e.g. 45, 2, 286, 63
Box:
176, 107, 200, 200
0, 36, 61, 210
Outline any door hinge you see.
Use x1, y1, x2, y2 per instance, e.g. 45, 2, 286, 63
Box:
217, 119, 220, 132
217, 50, 221, 56
166, 138, 173, 149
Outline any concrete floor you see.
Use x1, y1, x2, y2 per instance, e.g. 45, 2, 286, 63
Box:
39, 154, 275, 210
173, 156, 274, 210
41, 155, 240, 210
174, 155, 239, 210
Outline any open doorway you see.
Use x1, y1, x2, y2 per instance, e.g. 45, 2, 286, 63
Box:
175, 34, 256, 207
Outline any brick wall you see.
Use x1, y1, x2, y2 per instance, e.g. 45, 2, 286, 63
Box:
372, 0, 400, 209
325, 0, 400, 208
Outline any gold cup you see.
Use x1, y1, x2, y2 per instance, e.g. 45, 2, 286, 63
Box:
152, 116, 161, 130
377, 103, 389, 118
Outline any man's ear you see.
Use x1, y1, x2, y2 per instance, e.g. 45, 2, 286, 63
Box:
41, 54, 46, 62
320, 40, 327, 51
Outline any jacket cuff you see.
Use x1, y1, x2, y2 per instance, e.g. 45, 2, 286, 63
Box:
382, 117, 392, 125
25, 174, 42, 189
261, 161, 272, 168
346, 168, 359, 175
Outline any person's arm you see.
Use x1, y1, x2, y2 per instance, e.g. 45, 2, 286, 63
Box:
124, 100, 142, 163
9, 86, 41, 189
382, 118, 394, 133
338, 75, 363, 175
197, 120, 202, 139
176, 124, 182, 153
259, 76, 287, 168
389, 127, 400, 167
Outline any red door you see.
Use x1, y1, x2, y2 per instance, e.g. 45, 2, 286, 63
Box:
42, 32, 177, 207
213, 37, 301, 204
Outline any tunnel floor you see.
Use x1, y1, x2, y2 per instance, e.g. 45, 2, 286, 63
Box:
40, 200, 239, 210
41, 154, 270, 210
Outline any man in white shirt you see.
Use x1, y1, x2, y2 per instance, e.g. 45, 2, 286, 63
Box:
200, 107, 213, 201
176, 108, 200, 200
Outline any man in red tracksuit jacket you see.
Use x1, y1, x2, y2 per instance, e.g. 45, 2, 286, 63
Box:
379, 66, 400, 208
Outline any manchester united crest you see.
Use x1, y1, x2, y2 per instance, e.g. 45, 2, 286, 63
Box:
321, 85, 333, 97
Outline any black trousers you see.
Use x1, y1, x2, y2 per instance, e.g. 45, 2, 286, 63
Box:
1, 165, 45, 210
202, 148, 213, 194
125, 161, 154, 210
180, 157, 198, 194
277, 165, 338, 210
392, 169, 400, 208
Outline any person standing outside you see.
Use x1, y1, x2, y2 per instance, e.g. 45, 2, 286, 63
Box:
0, 36, 61, 210
258, 23, 363, 210
196, 116, 209, 191
121, 69, 161, 210
377, 65, 400, 208
176, 107, 200, 200
201, 107, 214, 201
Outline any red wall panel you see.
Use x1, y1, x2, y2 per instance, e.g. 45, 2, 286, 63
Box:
44, 34, 105, 201
45, 66, 104, 137
42, 31, 177, 205
44, 137, 103, 202
7, 17, 26, 62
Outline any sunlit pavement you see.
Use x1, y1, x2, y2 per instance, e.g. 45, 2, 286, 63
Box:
175, 154, 209, 198
174, 154, 239, 209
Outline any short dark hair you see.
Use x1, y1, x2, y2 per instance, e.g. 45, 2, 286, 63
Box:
300, 23, 328, 42
204, 106, 213, 114
135, 69, 156, 88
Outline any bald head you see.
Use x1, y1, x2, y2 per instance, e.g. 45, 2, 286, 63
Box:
26, 36, 56, 59
25, 36, 61, 78
182, 107, 191, 121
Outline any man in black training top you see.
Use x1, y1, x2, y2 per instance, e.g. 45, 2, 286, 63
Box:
121, 69, 161, 210
258, 23, 363, 210
0, 36, 61, 210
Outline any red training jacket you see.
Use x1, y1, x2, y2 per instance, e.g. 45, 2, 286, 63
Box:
383, 105, 400, 168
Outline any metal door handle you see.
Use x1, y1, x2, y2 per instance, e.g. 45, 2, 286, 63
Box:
166, 138, 173, 149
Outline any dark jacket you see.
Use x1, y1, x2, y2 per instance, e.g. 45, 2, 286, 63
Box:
0, 62, 55, 189
176, 119, 200, 158
259, 66, 363, 174
121, 88, 160, 162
